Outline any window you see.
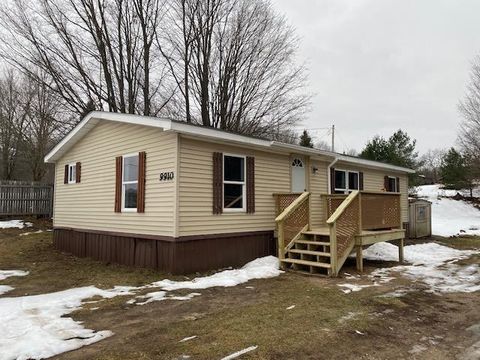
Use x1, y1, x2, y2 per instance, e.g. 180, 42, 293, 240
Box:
334, 169, 359, 194
122, 154, 139, 211
68, 164, 77, 184
387, 176, 397, 192
223, 154, 245, 211
292, 158, 303, 168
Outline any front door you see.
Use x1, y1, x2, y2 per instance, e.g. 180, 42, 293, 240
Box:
291, 157, 306, 192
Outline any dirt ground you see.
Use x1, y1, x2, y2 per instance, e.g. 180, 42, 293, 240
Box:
0, 219, 479, 360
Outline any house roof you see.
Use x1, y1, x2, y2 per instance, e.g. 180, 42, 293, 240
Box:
44, 111, 415, 174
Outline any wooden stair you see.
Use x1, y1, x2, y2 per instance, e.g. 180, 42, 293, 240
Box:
281, 228, 332, 276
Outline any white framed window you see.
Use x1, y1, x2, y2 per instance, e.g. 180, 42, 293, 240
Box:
387, 176, 397, 192
122, 154, 139, 212
223, 154, 246, 212
334, 169, 359, 194
68, 163, 77, 184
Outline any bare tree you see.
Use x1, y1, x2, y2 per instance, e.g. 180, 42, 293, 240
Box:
0, 0, 173, 116
418, 149, 445, 184
458, 55, 480, 167
22, 73, 72, 181
0, 71, 30, 179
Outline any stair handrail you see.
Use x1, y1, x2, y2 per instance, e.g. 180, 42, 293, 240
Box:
326, 190, 360, 276
275, 191, 310, 262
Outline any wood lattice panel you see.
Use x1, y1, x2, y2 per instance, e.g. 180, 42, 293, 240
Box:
335, 196, 360, 261
325, 195, 347, 219
361, 193, 401, 230
274, 193, 302, 216
282, 200, 309, 248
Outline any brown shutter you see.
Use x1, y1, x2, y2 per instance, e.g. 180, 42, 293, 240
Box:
330, 167, 335, 193
359, 171, 364, 191
384, 175, 389, 192
246, 156, 255, 214
64, 165, 68, 184
137, 151, 146, 213
114, 156, 123, 213
213, 152, 223, 214
396, 177, 400, 193
75, 162, 81, 183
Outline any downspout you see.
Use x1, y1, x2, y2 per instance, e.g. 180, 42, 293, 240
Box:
327, 157, 339, 194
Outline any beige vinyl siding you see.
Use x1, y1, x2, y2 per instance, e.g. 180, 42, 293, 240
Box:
309, 159, 329, 226
54, 121, 177, 236
178, 136, 290, 236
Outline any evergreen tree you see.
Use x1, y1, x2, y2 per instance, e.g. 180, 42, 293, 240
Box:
299, 129, 314, 148
359, 130, 418, 169
440, 148, 469, 190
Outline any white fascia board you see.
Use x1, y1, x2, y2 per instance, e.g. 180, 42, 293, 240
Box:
44, 111, 172, 163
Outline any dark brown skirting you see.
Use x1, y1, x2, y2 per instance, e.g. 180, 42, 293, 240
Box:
53, 228, 275, 274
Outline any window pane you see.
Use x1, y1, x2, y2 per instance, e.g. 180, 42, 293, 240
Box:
124, 155, 139, 182
348, 172, 359, 190
388, 178, 396, 192
124, 183, 137, 209
224, 183, 243, 209
334, 170, 346, 190
69, 165, 76, 183
224, 156, 244, 182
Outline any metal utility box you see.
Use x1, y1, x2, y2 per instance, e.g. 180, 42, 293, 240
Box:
408, 199, 432, 238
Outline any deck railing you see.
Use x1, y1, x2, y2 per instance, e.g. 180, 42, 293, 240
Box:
326, 191, 360, 275
274, 192, 310, 261
359, 191, 402, 230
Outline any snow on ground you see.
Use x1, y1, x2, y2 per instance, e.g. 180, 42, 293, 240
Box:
152, 256, 283, 291
0, 256, 282, 359
0, 220, 32, 229
221, 346, 258, 360
0, 286, 134, 360
0, 286, 14, 296
0, 270, 29, 281
414, 184, 480, 237
19, 230, 44, 236
339, 242, 480, 295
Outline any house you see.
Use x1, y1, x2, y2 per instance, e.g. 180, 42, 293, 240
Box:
45, 111, 414, 275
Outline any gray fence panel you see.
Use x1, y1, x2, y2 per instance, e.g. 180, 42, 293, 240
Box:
0, 181, 53, 217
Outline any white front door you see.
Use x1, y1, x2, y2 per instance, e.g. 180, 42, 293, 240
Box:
291, 157, 306, 192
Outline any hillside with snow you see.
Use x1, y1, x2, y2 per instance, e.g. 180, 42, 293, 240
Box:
414, 184, 480, 237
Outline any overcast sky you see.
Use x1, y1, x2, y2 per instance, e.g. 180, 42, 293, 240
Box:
272, 0, 480, 154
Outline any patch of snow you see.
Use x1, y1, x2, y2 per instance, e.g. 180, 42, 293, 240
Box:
338, 283, 378, 293
338, 312, 360, 323
221, 346, 258, 360
19, 230, 44, 236
360, 242, 480, 294
135, 292, 201, 305
0, 220, 32, 229
354, 330, 365, 335
0, 270, 29, 281
286, 305, 295, 310
0, 286, 132, 360
179, 335, 197, 343
0, 285, 14, 296
152, 256, 282, 291
414, 184, 480, 237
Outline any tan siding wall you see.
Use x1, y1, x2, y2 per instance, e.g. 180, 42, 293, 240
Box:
54, 121, 177, 236
178, 137, 290, 236
309, 159, 329, 226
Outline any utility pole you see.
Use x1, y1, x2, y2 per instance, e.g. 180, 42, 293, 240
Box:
331, 124, 335, 152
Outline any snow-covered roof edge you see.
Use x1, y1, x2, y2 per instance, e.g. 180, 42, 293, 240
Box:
44, 111, 415, 174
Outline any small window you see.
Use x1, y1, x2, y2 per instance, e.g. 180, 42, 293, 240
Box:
387, 176, 397, 192
68, 164, 77, 184
292, 158, 303, 167
223, 155, 245, 211
334, 170, 359, 194
122, 154, 139, 211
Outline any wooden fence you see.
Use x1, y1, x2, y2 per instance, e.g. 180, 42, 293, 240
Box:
0, 181, 53, 217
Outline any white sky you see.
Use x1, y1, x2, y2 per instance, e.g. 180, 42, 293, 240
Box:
272, 0, 480, 154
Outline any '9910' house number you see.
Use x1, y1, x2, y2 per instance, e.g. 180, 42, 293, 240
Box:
159, 172, 174, 181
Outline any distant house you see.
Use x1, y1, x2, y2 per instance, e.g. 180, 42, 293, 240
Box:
45, 112, 414, 275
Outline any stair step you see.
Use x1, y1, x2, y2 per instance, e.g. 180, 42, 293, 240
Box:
303, 228, 330, 236
288, 249, 331, 257
295, 240, 330, 246
282, 258, 331, 269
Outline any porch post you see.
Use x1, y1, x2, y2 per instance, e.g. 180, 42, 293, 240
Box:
398, 238, 404, 263
356, 245, 363, 273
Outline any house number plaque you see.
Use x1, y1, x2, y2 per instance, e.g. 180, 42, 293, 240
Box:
159, 172, 174, 181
